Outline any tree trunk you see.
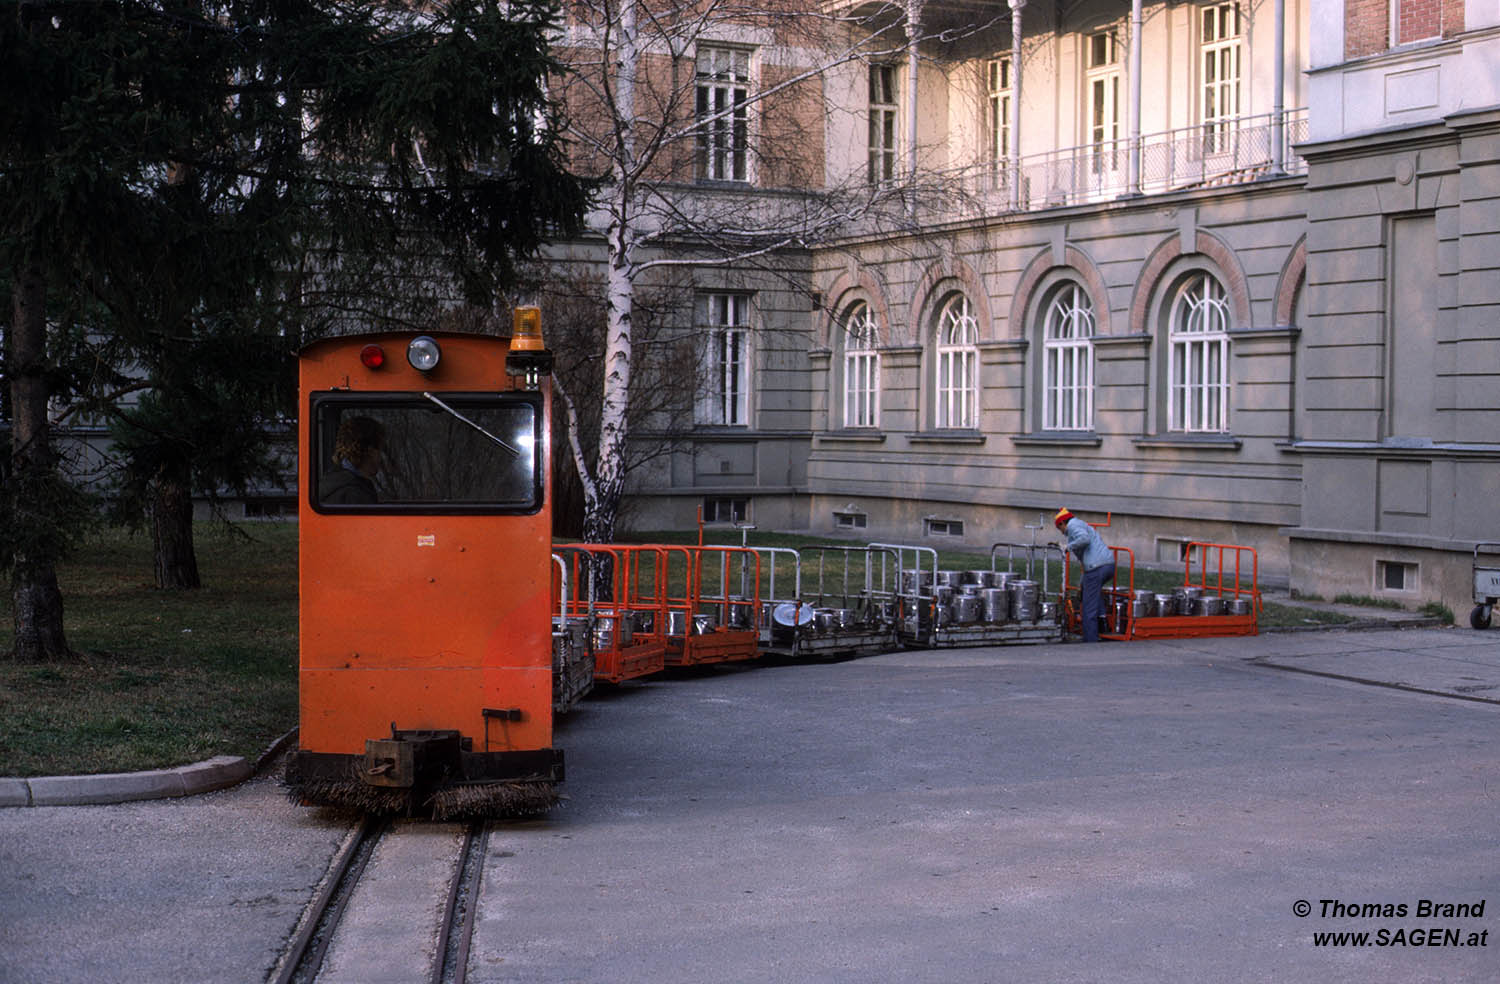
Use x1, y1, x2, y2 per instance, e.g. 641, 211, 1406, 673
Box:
581, 200, 637, 547
150, 459, 200, 589
580, 479, 623, 545
7, 262, 72, 661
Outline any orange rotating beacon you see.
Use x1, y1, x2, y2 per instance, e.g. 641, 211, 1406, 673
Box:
285, 309, 565, 818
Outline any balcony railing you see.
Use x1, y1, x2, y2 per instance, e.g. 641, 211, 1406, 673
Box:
960, 110, 1308, 215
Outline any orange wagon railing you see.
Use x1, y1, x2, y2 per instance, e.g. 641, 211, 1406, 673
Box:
1063, 541, 1260, 640
554, 544, 669, 684
626, 544, 763, 667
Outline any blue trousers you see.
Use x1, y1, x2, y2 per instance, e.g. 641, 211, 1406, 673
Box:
1080, 563, 1115, 642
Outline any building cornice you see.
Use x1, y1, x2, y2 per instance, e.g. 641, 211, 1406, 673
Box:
1280, 440, 1500, 460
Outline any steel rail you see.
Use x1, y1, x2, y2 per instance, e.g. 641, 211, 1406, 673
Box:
271, 814, 387, 984
433, 823, 489, 984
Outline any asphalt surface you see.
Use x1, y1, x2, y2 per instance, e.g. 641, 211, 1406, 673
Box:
3, 620, 1498, 983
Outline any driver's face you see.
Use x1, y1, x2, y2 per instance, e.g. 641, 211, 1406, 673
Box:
355, 446, 383, 478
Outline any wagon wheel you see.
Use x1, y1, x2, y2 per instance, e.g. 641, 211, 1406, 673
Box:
1471, 605, 1493, 631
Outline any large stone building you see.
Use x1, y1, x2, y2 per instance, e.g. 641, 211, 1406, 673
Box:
572, 0, 1500, 614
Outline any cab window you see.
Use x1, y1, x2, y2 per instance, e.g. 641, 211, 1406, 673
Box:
311, 392, 543, 513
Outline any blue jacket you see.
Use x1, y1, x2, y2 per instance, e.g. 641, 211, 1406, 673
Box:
1063, 517, 1113, 571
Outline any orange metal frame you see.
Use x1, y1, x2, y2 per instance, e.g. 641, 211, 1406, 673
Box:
297, 332, 555, 758
632, 544, 762, 666
556, 544, 668, 684
1062, 541, 1260, 640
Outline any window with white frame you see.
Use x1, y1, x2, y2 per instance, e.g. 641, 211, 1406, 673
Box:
1168, 273, 1231, 433
986, 57, 1012, 173
696, 46, 750, 182
1201, 3, 1241, 154
698, 293, 751, 426
1086, 28, 1121, 175
842, 303, 880, 429
935, 295, 979, 430
1043, 283, 1095, 431
868, 65, 899, 185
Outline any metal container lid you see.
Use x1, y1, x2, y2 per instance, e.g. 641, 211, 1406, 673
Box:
772, 602, 815, 628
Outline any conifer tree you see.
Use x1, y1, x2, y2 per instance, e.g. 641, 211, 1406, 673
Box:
1, 1, 588, 652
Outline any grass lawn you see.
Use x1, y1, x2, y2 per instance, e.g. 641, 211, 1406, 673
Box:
2, 522, 1354, 778
0, 523, 298, 777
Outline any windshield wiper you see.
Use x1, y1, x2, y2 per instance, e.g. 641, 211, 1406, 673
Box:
421, 392, 521, 459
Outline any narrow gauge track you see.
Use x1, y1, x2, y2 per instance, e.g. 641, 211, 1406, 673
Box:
273, 817, 490, 984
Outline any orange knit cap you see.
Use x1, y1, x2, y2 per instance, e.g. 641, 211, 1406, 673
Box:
1053, 507, 1074, 528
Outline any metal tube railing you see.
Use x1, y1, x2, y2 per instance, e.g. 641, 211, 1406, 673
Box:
961, 109, 1308, 214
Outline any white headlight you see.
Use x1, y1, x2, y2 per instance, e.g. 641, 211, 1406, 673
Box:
407, 336, 441, 372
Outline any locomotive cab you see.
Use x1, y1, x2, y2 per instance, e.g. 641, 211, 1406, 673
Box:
285, 314, 564, 819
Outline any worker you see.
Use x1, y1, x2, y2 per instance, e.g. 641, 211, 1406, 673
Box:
1055, 507, 1115, 642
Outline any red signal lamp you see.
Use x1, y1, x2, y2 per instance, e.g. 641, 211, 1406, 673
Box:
359, 344, 386, 369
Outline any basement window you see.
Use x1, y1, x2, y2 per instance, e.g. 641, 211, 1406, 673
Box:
1155, 537, 1188, 564
924, 518, 965, 538
1379, 560, 1418, 593
703, 497, 748, 524
834, 511, 868, 530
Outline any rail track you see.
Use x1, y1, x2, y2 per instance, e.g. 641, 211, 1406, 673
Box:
272, 816, 490, 984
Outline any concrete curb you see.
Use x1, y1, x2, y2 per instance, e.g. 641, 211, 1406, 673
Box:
0, 756, 251, 808
0, 728, 299, 809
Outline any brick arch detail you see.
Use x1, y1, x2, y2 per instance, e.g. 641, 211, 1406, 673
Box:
912, 256, 991, 342
1128, 230, 1252, 335
819, 269, 895, 349
1274, 237, 1307, 328
1007, 244, 1113, 339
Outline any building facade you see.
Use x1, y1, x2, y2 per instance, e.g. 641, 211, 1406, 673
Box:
565, 0, 1498, 613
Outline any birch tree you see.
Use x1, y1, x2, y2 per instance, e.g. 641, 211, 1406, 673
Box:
546, 0, 997, 542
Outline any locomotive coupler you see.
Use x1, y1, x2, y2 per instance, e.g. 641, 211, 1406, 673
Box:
363, 729, 468, 789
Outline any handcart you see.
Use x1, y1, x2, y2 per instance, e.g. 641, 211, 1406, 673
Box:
1471, 542, 1500, 630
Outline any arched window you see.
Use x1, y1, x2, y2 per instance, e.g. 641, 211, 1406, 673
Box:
1169, 273, 1231, 432
935, 295, 979, 429
1043, 283, 1095, 431
842, 303, 880, 429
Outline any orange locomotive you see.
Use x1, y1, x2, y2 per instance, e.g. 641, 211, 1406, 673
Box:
284, 310, 570, 818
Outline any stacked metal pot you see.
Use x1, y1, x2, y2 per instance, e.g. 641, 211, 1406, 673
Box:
901, 569, 1056, 633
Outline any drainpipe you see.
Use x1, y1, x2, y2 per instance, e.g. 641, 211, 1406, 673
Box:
1009, 0, 1025, 211
1271, 0, 1286, 173
907, 0, 922, 186
1128, 0, 1142, 195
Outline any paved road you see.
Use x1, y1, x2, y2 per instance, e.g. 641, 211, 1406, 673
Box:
471, 630, 1500, 983
3, 627, 1498, 983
